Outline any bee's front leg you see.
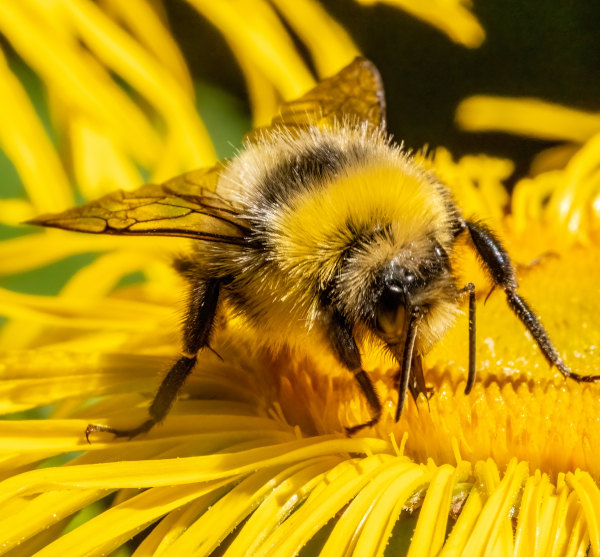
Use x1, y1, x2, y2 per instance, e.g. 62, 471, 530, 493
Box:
328, 310, 382, 435
85, 278, 222, 442
465, 220, 600, 383
457, 282, 476, 394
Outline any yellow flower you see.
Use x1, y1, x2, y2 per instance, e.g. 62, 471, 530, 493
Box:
1, 1, 599, 556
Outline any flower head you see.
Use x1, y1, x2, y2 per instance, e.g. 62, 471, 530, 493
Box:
1, 1, 599, 556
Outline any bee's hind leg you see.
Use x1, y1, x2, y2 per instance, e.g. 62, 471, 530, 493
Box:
328, 310, 382, 435
85, 278, 222, 443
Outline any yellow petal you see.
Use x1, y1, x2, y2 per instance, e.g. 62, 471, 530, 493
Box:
62, 0, 216, 169
0, 2, 161, 167
462, 460, 528, 555
429, 148, 513, 225
355, 0, 485, 48
271, 0, 360, 76
0, 286, 171, 325
164, 461, 330, 555
68, 115, 142, 199
0, 199, 36, 225
320, 457, 426, 554
566, 471, 600, 557
0, 437, 391, 502
131, 488, 221, 556
259, 454, 396, 554
353, 463, 430, 555
0, 351, 165, 413
456, 96, 600, 143
101, 0, 195, 98
232, 51, 281, 128
0, 490, 108, 554
0, 231, 186, 275
34, 482, 233, 557
188, 0, 315, 100
0, 47, 73, 213
407, 464, 459, 556
547, 131, 600, 238
223, 457, 340, 556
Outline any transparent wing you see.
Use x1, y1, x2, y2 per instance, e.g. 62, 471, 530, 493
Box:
247, 57, 386, 142
28, 165, 249, 245
28, 58, 385, 243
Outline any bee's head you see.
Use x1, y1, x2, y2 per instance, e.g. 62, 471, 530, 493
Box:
373, 241, 455, 342
335, 235, 458, 347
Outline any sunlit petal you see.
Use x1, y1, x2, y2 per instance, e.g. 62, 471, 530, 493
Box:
271, 0, 360, 76
456, 96, 600, 143
62, 0, 216, 169
187, 0, 315, 100
355, 0, 485, 48
0, 2, 161, 167
0, 47, 72, 213
101, 0, 195, 98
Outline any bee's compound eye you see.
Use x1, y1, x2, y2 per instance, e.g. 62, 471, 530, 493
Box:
375, 283, 406, 335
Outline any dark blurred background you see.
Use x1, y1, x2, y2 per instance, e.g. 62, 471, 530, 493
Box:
166, 0, 600, 186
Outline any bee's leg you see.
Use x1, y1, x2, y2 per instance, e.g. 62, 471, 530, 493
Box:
457, 282, 476, 394
85, 278, 221, 442
329, 311, 382, 434
466, 220, 600, 382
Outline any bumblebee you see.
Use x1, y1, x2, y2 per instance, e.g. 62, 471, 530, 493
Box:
29, 58, 600, 438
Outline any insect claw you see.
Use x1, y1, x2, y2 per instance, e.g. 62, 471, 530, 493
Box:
84, 419, 155, 443
84, 423, 115, 444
